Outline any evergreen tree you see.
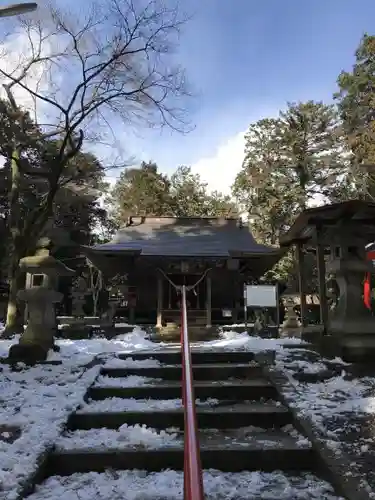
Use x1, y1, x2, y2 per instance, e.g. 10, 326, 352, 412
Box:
110, 161, 175, 223
233, 101, 346, 288
110, 163, 238, 225
336, 33, 375, 199
170, 166, 237, 217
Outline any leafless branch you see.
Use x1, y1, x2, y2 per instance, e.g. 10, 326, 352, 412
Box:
0, 0, 192, 285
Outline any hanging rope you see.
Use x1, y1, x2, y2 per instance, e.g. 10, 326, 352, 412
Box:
87, 258, 103, 316
157, 267, 180, 290
190, 268, 212, 291
156, 267, 212, 293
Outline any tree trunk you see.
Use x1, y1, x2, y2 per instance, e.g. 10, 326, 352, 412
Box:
3, 266, 25, 337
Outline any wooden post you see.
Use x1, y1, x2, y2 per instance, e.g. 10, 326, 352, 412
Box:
233, 301, 239, 323
157, 273, 163, 327
316, 229, 328, 333
296, 243, 308, 327
206, 272, 212, 328
129, 305, 135, 324
168, 281, 171, 309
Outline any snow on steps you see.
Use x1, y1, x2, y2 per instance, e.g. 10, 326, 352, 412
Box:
27, 350, 346, 498
71, 401, 292, 430
27, 469, 342, 500
47, 353, 318, 476
20, 346, 346, 499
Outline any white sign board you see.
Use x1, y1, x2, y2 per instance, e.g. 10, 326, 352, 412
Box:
245, 285, 277, 308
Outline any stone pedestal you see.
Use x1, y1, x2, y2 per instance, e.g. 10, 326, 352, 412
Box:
326, 235, 375, 361
71, 291, 86, 317
71, 276, 87, 317
105, 299, 118, 323
279, 297, 301, 338
17, 288, 63, 350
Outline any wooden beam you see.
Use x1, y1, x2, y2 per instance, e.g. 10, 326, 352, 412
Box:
157, 273, 163, 328
315, 230, 328, 333
206, 272, 212, 328
296, 243, 308, 327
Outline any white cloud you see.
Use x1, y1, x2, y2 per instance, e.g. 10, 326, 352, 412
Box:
190, 131, 246, 195
0, 28, 56, 116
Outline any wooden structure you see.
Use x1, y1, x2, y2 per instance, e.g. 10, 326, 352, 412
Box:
280, 200, 375, 360
83, 217, 283, 331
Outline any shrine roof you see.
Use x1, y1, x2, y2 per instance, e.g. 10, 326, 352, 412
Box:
86, 216, 281, 258
280, 199, 375, 247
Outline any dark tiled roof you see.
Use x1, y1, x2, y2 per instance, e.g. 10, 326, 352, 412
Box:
280, 200, 375, 247
89, 217, 280, 257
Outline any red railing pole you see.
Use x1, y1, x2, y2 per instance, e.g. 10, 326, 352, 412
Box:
180, 285, 205, 500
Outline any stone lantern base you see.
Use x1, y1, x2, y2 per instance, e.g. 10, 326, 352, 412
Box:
8, 342, 49, 365
339, 334, 375, 363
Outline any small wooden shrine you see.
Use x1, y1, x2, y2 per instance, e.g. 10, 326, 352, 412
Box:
279, 199, 375, 361
83, 216, 283, 329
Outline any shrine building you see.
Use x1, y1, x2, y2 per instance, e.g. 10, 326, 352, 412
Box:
84, 216, 283, 331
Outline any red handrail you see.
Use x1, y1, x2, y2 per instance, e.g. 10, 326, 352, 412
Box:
180, 285, 205, 500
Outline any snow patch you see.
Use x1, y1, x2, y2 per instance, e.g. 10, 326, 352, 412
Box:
95, 375, 162, 387
194, 331, 305, 352
49, 327, 159, 366
103, 357, 161, 369
78, 397, 222, 413
57, 424, 180, 451
27, 470, 343, 499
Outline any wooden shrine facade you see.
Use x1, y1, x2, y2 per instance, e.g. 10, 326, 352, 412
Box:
84, 216, 283, 327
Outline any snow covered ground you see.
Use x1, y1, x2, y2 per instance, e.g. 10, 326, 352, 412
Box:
1, 327, 375, 498
0, 328, 162, 499
271, 346, 375, 497
0, 362, 99, 499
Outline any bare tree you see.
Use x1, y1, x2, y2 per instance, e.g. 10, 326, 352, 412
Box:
0, 0, 190, 333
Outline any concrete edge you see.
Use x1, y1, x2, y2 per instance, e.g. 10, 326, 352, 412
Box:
266, 367, 374, 500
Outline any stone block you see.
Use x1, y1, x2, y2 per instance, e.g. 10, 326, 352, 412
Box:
8, 343, 48, 365
341, 334, 375, 363
253, 350, 276, 365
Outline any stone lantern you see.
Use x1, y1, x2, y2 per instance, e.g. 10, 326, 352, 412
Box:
8, 240, 75, 363
279, 295, 301, 338
326, 232, 375, 359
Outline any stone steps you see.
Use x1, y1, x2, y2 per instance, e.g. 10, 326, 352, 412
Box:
88, 379, 277, 401
116, 349, 272, 364
29, 348, 346, 499
69, 402, 291, 430
47, 445, 316, 475
100, 362, 265, 380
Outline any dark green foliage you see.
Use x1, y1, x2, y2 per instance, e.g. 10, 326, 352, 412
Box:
232, 102, 347, 289
0, 99, 108, 279
336, 33, 375, 199
110, 163, 238, 223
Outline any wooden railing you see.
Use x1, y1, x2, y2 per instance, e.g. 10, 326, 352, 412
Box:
180, 285, 205, 500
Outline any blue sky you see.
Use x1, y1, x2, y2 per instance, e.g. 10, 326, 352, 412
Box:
120, 0, 375, 193
1, 0, 374, 194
